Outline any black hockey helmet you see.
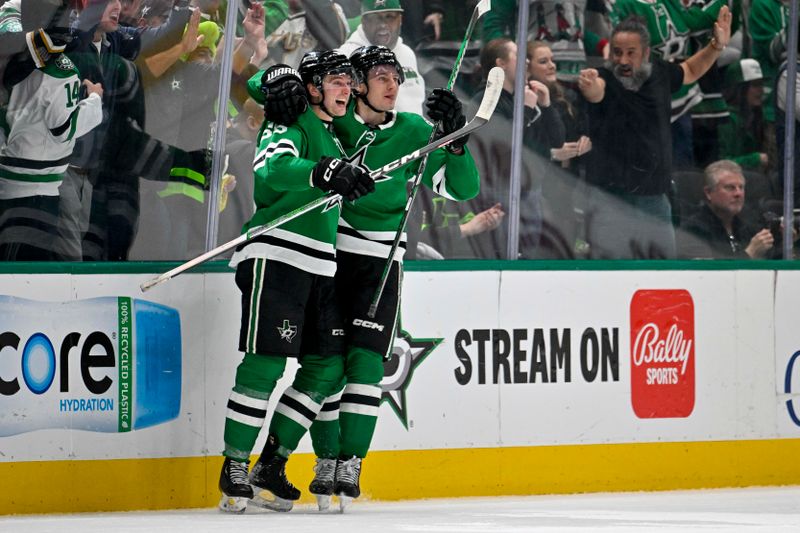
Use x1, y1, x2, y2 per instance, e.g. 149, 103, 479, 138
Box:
298, 50, 356, 92
348, 45, 405, 86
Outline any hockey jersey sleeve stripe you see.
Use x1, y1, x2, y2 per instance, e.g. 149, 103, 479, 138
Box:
261, 140, 300, 161
430, 166, 457, 201
66, 106, 80, 141
0, 155, 71, 170
253, 141, 299, 174
254, 140, 298, 161
49, 106, 80, 140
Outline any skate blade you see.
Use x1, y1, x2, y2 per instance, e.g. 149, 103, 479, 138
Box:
218, 494, 248, 514
315, 494, 332, 511
338, 495, 353, 513
250, 490, 294, 512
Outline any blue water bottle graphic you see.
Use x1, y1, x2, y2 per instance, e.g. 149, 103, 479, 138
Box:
0, 296, 181, 436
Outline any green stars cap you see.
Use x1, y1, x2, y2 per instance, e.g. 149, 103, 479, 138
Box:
361, 0, 403, 15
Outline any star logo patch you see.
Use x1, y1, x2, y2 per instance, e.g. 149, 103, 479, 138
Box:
55, 55, 74, 71
276, 319, 298, 343
345, 145, 391, 184
380, 330, 442, 429
171, 77, 182, 91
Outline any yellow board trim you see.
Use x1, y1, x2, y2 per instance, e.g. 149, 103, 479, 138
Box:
3, 439, 800, 515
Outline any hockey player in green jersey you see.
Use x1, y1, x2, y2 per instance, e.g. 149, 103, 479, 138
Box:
304, 45, 481, 510
217, 51, 375, 514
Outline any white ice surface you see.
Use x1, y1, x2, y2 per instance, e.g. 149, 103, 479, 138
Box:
3, 487, 800, 533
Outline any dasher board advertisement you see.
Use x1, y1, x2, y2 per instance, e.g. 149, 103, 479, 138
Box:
773, 271, 800, 437
0, 269, 788, 463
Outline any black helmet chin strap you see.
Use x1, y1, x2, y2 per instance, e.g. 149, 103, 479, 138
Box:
311, 82, 335, 119
356, 89, 384, 114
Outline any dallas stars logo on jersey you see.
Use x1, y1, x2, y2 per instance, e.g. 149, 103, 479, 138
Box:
321, 145, 392, 212
55, 55, 75, 72
380, 330, 442, 428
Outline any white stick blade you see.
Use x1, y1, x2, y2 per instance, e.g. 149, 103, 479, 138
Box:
476, 0, 491, 17
140, 278, 160, 292
475, 66, 504, 121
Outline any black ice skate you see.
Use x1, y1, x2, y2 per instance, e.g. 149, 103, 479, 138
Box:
218, 457, 253, 513
334, 455, 362, 511
309, 457, 337, 511
249, 435, 301, 512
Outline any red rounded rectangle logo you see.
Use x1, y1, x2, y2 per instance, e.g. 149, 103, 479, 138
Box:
630, 289, 695, 418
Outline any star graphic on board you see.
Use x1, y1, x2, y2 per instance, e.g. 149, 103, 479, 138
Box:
171, 77, 182, 91
380, 330, 443, 429
276, 319, 297, 343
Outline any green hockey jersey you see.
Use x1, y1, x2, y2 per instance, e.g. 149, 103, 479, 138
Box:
332, 103, 480, 262
229, 107, 344, 276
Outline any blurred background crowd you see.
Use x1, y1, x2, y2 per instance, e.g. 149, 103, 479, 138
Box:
0, 0, 798, 262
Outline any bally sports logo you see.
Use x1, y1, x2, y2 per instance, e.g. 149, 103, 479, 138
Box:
630, 289, 695, 419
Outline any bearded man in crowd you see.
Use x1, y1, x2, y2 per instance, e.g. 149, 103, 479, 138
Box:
576, 9, 731, 259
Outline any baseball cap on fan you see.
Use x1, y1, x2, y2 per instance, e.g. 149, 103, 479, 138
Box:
361, 0, 403, 15
724, 58, 763, 86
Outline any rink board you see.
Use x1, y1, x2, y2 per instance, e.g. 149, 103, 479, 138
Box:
0, 267, 798, 514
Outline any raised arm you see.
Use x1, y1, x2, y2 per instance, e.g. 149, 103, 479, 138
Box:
681, 6, 732, 85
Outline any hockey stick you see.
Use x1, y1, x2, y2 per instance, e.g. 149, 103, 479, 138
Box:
366, 0, 492, 318
139, 82, 501, 293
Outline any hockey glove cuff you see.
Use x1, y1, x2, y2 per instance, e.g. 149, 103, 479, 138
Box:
261, 64, 308, 126
425, 88, 468, 152
311, 157, 375, 201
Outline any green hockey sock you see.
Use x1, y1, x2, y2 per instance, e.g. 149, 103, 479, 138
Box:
267, 354, 344, 458
309, 386, 344, 458
223, 352, 286, 460
339, 348, 384, 458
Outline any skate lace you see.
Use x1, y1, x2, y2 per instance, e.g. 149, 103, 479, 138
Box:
314, 458, 337, 482
229, 460, 250, 485
336, 456, 361, 485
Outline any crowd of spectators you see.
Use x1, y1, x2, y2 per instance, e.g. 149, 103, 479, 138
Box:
0, 0, 798, 263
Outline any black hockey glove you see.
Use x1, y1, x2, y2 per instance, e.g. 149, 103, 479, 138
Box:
425, 87, 468, 153
311, 157, 375, 201
260, 64, 308, 126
